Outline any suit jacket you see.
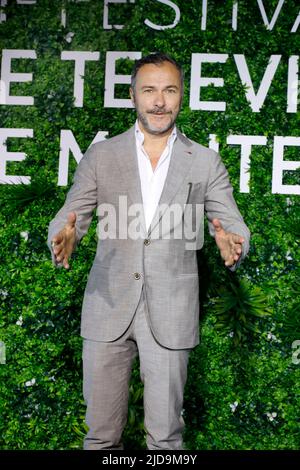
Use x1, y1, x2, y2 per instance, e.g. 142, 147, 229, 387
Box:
47, 125, 250, 349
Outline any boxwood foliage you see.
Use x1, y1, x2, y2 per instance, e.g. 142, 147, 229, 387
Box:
0, 0, 299, 450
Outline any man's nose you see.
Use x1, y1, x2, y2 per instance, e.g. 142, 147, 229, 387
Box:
153, 91, 166, 108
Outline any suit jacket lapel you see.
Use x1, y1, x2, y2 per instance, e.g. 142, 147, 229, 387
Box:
113, 125, 195, 239
147, 130, 194, 237
113, 126, 148, 236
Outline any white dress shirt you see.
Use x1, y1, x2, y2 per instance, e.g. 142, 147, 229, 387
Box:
134, 120, 177, 232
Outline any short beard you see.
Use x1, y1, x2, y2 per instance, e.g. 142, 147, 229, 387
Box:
137, 110, 177, 135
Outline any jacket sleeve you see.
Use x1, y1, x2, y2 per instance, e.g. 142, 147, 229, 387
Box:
46, 144, 98, 266
204, 149, 250, 271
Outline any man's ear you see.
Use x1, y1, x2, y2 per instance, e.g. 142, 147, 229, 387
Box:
129, 87, 135, 106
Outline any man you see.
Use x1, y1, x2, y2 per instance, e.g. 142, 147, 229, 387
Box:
47, 52, 250, 450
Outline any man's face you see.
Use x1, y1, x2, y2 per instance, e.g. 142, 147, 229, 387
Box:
130, 61, 182, 136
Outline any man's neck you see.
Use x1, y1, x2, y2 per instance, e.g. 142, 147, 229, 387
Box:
138, 120, 174, 148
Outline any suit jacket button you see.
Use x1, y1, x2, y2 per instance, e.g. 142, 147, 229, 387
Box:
133, 272, 141, 280
144, 239, 150, 246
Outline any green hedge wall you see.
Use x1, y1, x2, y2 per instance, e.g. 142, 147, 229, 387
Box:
0, 0, 299, 450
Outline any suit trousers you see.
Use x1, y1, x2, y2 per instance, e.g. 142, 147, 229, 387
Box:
82, 285, 191, 450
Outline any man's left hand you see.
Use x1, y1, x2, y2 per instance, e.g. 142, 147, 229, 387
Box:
212, 218, 244, 268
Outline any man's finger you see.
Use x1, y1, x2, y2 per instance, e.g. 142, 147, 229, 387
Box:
52, 234, 63, 245
53, 239, 64, 254
231, 241, 242, 252
228, 233, 244, 244
225, 258, 234, 267
56, 246, 66, 261
63, 254, 70, 269
53, 246, 62, 256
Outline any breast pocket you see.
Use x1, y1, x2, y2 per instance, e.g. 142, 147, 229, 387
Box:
186, 182, 205, 205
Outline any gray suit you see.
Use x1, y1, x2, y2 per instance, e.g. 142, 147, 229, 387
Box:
47, 125, 250, 347
47, 125, 250, 449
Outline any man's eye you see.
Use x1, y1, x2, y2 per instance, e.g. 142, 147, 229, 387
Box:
144, 89, 153, 93
167, 89, 176, 93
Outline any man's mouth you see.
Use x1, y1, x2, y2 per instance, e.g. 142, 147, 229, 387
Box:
149, 111, 170, 115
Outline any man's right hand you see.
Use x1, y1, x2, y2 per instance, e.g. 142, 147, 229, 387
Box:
51, 211, 77, 269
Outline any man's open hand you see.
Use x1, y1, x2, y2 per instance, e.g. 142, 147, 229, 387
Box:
51, 211, 77, 269
212, 218, 244, 267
